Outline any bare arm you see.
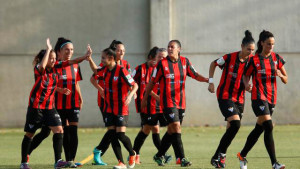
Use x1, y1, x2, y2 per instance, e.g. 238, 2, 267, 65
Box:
208, 61, 217, 93
125, 83, 139, 106
243, 75, 252, 92
76, 83, 83, 109
195, 72, 209, 82
38, 38, 52, 72
90, 76, 104, 98
56, 87, 71, 95
141, 80, 155, 109
276, 66, 288, 84
150, 91, 160, 102
68, 44, 92, 65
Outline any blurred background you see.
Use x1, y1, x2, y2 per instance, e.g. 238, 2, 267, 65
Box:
0, 0, 299, 127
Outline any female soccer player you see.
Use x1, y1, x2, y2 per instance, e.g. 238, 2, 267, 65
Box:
20, 38, 89, 169
142, 40, 209, 167
110, 40, 131, 73
237, 30, 287, 169
87, 47, 138, 169
208, 30, 255, 168
132, 47, 171, 164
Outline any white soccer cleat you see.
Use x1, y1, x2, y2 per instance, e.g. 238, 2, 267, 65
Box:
237, 152, 247, 169
272, 162, 285, 169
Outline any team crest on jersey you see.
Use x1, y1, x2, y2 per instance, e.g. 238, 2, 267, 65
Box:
274, 61, 278, 65
29, 124, 34, 129
259, 105, 265, 111
256, 63, 260, 67
228, 107, 234, 112
165, 67, 168, 71
114, 76, 119, 81
74, 68, 78, 72
183, 65, 186, 69
169, 113, 175, 119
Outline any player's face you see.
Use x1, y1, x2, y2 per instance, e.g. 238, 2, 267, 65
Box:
115, 44, 125, 61
47, 52, 56, 68
101, 52, 109, 65
261, 37, 275, 54
60, 43, 74, 61
241, 43, 255, 56
148, 56, 158, 67
157, 51, 167, 60
168, 42, 180, 58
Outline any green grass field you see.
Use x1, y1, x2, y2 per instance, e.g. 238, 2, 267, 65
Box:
1, 125, 299, 169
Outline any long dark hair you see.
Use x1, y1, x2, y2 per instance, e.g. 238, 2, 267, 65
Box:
256, 30, 274, 54
103, 48, 116, 60
242, 30, 255, 46
109, 40, 123, 51
147, 46, 159, 60
32, 49, 54, 66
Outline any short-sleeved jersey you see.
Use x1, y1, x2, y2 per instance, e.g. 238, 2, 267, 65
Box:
120, 59, 131, 74
132, 63, 162, 114
28, 61, 69, 109
244, 52, 285, 104
215, 51, 251, 104
151, 56, 197, 109
55, 63, 82, 109
96, 64, 136, 115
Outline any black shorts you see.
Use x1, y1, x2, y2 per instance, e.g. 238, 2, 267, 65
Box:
140, 113, 168, 127
163, 108, 185, 124
57, 108, 80, 126
99, 107, 106, 124
24, 107, 62, 133
252, 100, 275, 117
218, 99, 244, 121
104, 113, 128, 127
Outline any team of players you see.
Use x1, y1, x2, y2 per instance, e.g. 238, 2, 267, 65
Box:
20, 29, 288, 169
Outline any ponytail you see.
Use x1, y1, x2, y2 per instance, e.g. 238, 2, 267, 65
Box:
256, 30, 274, 54
109, 40, 123, 51
242, 30, 255, 46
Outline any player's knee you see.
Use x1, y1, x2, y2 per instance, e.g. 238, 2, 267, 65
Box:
262, 120, 273, 132
230, 120, 241, 131
40, 127, 51, 138
151, 125, 159, 133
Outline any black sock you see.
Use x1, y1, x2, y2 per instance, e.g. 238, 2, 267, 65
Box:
69, 125, 78, 161
63, 126, 70, 161
28, 126, 51, 155
213, 120, 241, 159
21, 135, 32, 163
111, 130, 123, 163
117, 132, 135, 156
240, 123, 264, 157
172, 133, 185, 159
96, 129, 114, 155
53, 133, 63, 162
152, 133, 161, 151
172, 140, 180, 159
262, 120, 277, 165
133, 131, 148, 154
156, 132, 173, 157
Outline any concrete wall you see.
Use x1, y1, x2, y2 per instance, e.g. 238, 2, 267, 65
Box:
0, 0, 299, 127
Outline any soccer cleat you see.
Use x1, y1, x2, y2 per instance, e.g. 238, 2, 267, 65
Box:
135, 154, 141, 164
153, 155, 165, 166
237, 152, 247, 169
20, 163, 31, 169
113, 161, 127, 169
128, 151, 136, 168
54, 159, 68, 169
92, 147, 107, 165
164, 153, 172, 164
218, 153, 226, 168
66, 161, 77, 168
176, 158, 181, 165
181, 158, 192, 167
75, 162, 82, 167
211, 157, 220, 168
272, 162, 285, 169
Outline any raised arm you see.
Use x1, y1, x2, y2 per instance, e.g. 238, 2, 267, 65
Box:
68, 44, 92, 65
38, 38, 52, 72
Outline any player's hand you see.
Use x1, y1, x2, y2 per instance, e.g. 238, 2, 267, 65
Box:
125, 96, 132, 106
134, 93, 137, 99
276, 69, 283, 78
208, 83, 215, 93
85, 44, 92, 60
62, 88, 71, 95
79, 98, 83, 110
99, 89, 104, 98
245, 83, 252, 92
46, 38, 52, 50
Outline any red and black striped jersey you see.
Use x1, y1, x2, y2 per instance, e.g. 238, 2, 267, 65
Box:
120, 59, 131, 73
215, 51, 251, 104
244, 52, 285, 104
28, 61, 69, 109
151, 56, 197, 109
55, 63, 82, 109
96, 64, 136, 115
132, 63, 162, 114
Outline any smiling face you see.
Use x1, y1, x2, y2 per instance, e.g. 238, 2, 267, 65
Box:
46, 51, 56, 68
59, 43, 74, 61
261, 37, 275, 54
168, 41, 180, 58
115, 44, 125, 61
